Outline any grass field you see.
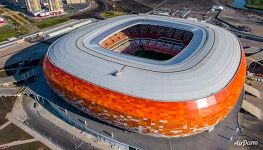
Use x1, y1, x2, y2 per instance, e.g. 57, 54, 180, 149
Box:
35, 17, 69, 29
133, 49, 174, 60
18, 26, 30, 35
100, 11, 126, 19
0, 25, 18, 42
18, 13, 32, 23
246, 0, 263, 10
0, 25, 29, 42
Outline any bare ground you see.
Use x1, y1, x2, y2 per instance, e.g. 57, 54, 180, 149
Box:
219, 7, 263, 36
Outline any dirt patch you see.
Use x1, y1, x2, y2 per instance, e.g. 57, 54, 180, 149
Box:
219, 7, 263, 36
6, 141, 50, 150
240, 38, 263, 48
0, 123, 33, 145
0, 97, 16, 126
158, 0, 214, 12
115, 0, 152, 13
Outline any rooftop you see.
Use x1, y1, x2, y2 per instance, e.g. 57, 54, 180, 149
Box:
47, 15, 243, 101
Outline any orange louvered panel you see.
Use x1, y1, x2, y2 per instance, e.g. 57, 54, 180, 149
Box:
43, 52, 246, 137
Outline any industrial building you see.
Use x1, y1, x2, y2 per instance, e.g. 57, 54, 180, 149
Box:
43, 15, 246, 137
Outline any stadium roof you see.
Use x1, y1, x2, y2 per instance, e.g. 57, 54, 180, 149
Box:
47, 15, 243, 102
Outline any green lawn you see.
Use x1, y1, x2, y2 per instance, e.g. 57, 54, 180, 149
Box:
0, 26, 18, 42
35, 17, 69, 29
18, 13, 31, 22
100, 11, 126, 19
19, 25, 30, 35
246, 0, 263, 10
5, 16, 20, 26
0, 25, 30, 42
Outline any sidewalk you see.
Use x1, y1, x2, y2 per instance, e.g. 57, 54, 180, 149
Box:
36, 100, 116, 150
0, 138, 37, 149
0, 121, 11, 131
6, 97, 62, 150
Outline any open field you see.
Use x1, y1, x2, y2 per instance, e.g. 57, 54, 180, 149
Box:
35, 17, 69, 29
0, 124, 32, 145
240, 38, 263, 48
0, 26, 18, 42
246, 0, 263, 10
0, 25, 29, 42
0, 7, 33, 42
133, 0, 215, 12
159, 0, 214, 11
100, 11, 126, 19
219, 7, 263, 37
6, 141, 50, 150
0, 6, 69, 41
0, 97, 16, 126
115, 0, 152, 13
114, 0, 215, 13
0, 7, 30, 26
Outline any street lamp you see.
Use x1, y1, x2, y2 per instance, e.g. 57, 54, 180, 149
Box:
113, 4, 115, 15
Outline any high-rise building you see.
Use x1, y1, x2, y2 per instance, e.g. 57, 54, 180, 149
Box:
66, 0, 86, 4
24, 0, 41, 12
48, 0, 63, 12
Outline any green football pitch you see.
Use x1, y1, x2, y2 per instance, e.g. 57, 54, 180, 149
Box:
133, 49, 174, 60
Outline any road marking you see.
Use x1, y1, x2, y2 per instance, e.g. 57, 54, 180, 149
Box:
153, 0, 168, 10
146, 0, 168, 14
133, 0, 155, 9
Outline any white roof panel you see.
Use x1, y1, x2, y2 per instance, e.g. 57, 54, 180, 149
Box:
47, 15, 243, 102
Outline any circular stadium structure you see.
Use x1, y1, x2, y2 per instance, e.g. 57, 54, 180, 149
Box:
43, 15, 246, 137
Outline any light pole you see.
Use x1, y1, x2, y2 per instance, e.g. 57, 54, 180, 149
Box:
113, 4, 115, 15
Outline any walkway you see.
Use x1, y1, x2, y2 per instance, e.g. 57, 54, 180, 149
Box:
247, 50, 263, 66
31, 96, 113, 150
0, 121, 11, 131
0, 138, 37, 149
6, 97, 63, 150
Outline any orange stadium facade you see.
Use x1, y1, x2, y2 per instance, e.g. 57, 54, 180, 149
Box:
43, 15, 246, 137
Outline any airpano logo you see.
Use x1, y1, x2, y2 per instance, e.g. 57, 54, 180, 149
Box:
234, 140, 258, 146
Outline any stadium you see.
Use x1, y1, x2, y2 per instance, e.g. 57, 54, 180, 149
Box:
43, 15, 246, 137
